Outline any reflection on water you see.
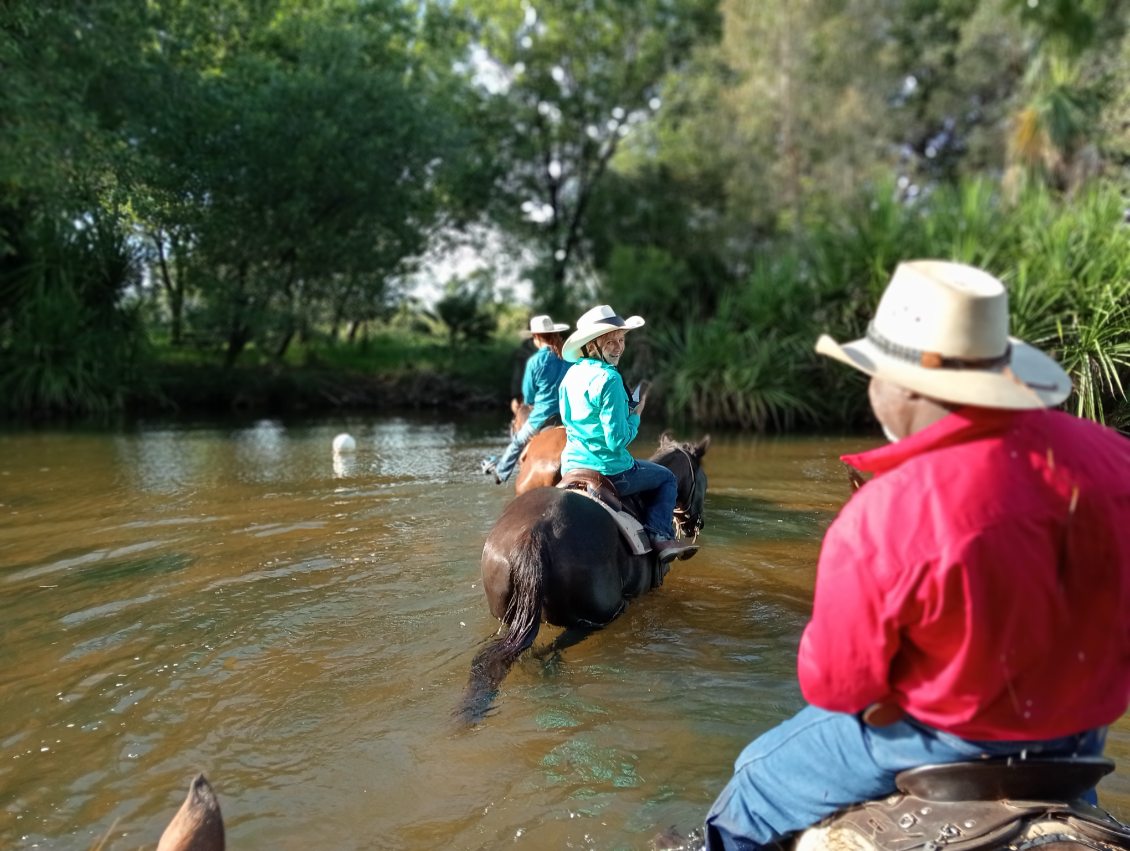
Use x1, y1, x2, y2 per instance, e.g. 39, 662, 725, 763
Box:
0, 418, 1127, 850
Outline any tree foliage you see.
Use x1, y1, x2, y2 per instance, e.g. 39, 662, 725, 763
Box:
1, 0, 496, 413
2, 0, 1128, 425
455, 0, 721, 315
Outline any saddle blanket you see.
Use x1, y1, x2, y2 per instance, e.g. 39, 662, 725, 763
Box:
570, 489, 651, 555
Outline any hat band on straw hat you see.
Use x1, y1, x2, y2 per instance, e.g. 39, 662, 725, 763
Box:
866, 322, 1013, 371
815, 260, 1072, 409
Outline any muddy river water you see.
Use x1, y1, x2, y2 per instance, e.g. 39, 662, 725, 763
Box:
1, 414, 1127, 849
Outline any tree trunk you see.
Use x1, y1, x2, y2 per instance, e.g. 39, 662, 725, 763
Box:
274, 327, 295, 360
224, 325, 250, 368
224, 264, 251, 368
152, 230, 184, 345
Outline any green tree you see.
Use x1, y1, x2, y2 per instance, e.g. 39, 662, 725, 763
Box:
434, 272, 497, 346
456, 0, 720, 316
1, 0, 154, 415
1001, 0, 1128, 194
131, 0, 491, 365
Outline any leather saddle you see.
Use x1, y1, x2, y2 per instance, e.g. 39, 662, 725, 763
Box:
556, 469, 653, 558
558, 468, 624, 512
896, 756, 1114, 803
557, 469, 657, 526
824, 757, 1130, 851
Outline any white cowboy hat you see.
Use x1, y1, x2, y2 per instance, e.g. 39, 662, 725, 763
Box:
525, 314, 570, 335
562, 305, 646, 363
815, 260, 1071, 409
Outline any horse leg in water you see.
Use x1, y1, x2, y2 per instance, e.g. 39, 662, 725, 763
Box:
532, 623, 610, 674
157, 774, 225, 851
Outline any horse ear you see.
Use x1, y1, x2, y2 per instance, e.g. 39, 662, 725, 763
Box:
157, 774, 224, 851
658, 430, 675, 447
510, 397, 521, 414
694, 435, 711, 458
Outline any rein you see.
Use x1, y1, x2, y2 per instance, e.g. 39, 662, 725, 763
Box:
660, 446, 703, 542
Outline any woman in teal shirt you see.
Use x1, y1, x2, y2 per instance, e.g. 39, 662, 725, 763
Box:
485, 314, 571, 484
558, 305, 697, 562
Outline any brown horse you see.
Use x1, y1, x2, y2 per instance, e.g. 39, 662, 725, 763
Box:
457, 432, 710, 723
508, 399, 566, 495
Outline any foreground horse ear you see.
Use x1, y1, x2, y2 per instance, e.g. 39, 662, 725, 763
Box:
693, 435, 711, 458
157, 773, 225, 851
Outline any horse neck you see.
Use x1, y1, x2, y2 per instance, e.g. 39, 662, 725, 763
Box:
657, 447, 696, 508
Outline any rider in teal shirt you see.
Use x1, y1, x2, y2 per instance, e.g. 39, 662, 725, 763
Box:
559, 355, 638, 474
522, 345, 570, 433
485, 314, 571, 484
558, 305, 697, 563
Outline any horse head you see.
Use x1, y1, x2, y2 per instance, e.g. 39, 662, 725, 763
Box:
510, 398, 531, 436
651, 432, 710, 540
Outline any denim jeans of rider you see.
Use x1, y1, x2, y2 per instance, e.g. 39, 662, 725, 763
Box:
606, 459, 677, 540
704, 704, 1107, 851
494, 421, 536, 482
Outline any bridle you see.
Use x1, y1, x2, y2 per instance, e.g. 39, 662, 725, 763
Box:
657, 445, 704, 542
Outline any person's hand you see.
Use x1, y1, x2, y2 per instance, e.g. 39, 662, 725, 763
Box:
629, 379, 651, 415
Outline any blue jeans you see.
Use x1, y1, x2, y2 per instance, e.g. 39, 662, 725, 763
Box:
704, 705, 1107, 851
606, 459, 677, 539
495, 421, 535, 482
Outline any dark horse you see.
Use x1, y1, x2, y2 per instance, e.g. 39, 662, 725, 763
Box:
457, 432, 710, 722
508, 399, 567, 495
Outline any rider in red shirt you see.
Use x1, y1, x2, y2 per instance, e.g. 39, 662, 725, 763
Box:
705, 260, 1130, 850
799, 405, 1130, 741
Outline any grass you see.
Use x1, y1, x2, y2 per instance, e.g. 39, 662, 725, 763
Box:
136, 329, 520, 415
654, 178, 1130, 431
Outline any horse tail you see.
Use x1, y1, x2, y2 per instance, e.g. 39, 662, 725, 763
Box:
456, 527, 547, 724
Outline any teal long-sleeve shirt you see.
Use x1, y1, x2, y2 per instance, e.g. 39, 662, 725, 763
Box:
558, 357, 639, 475
522, 346, 570, 431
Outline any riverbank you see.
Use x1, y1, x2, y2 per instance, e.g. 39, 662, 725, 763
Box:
135, 362, 508, 418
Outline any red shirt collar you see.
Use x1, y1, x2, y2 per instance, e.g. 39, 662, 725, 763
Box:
842, 407, 1024, 475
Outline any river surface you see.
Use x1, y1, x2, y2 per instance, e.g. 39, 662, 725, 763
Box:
1, 414, 1128, 850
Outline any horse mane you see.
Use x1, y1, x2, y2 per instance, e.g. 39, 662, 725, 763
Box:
652, 431, 711, 462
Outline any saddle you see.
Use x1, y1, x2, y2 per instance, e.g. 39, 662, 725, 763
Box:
896, 756, 1114, 802
558, 469, 622, 511
557, 469, 649, 555
823, 758, 1130, 851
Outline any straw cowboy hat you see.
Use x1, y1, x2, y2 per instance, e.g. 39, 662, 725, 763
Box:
815, 260, 1071, 409
524, 314, 570, 335
562, 305, 646, 363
